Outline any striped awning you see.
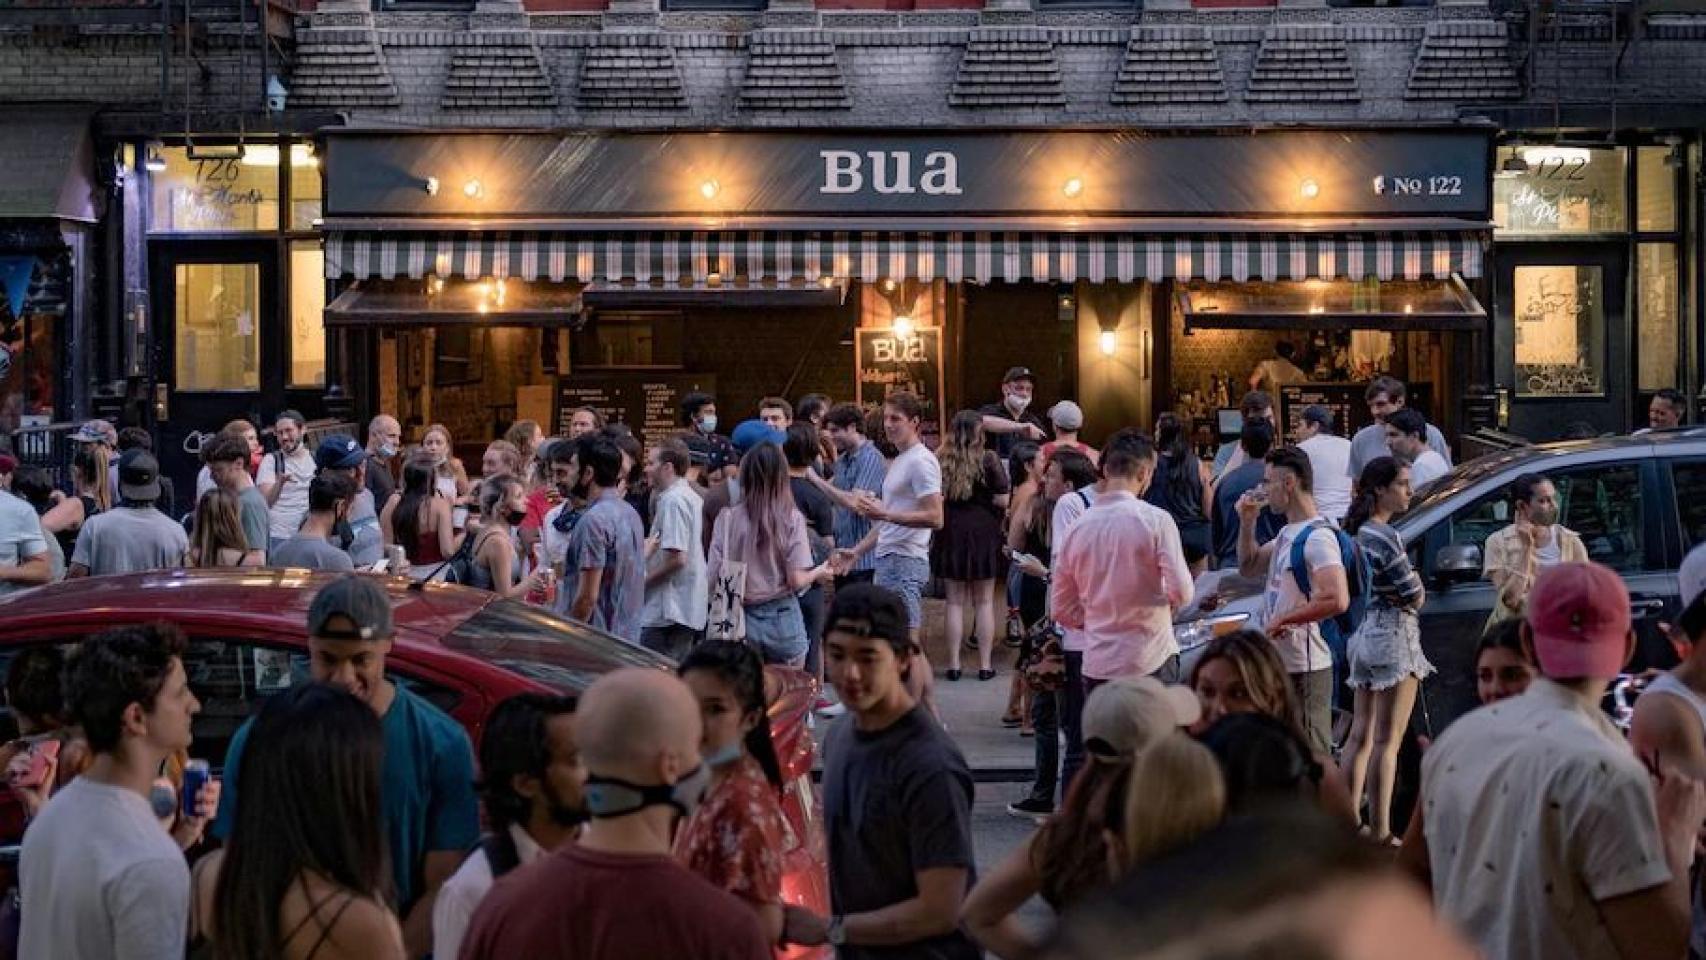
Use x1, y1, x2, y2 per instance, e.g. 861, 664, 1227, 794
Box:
324, 229, 1484, 285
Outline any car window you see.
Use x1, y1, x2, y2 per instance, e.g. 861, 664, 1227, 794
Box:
441, 597, 669, 694
1670, 460, 1706, 550
0, 635, 462, 774
1445, 462, 1646, 573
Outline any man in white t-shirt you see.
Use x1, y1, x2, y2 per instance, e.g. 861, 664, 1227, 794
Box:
1385, 408, 1449, 490
256, 409, 317, 551
837, 392, 943, 705
0, 487, 51, 598
640, 438, 707, 659
1237, 446, 1347, 755
1295, 404, 1353, 521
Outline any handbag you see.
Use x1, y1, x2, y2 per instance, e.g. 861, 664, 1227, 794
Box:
1020, 618, 1067, 693
706, 559, 748, 643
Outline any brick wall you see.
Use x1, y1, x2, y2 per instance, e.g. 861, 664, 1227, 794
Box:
0, 31, 257, 112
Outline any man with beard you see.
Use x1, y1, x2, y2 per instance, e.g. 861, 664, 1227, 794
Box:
550, 433, 646, 643
212, 575, 479, 957
433, 693, 586, 960
1482, 473, 1586, 631
256, 409, 318, 553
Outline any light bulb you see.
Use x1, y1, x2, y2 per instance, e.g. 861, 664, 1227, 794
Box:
463, 178, 483, 199
1300, 178, 1320, 200
1099, 329, 1117, 356
1062, 177, 1084, 198
893, 316, 914, 338
700, 179, 719, 200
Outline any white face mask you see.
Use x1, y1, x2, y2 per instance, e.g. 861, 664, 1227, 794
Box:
1005, 392, 1030, 415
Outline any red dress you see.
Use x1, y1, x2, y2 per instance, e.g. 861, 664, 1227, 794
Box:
673, 755, 786, 907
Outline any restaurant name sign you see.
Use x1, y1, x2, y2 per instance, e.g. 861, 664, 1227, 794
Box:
325, 129, 1491, 221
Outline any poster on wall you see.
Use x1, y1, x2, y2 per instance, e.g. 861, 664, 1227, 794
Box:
855, 327, 945, 449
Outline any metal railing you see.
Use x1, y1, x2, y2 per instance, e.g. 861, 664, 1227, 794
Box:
5, 421, 80, 491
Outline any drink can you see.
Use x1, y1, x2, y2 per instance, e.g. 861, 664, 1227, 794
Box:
388, 545, 408, 576
181, 759, 210, 819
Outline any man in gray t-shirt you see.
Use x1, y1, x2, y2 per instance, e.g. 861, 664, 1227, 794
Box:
268, 474, 357, 572
553, 436, 646, 643
0, 488, 51, 597
69, 451, 187, 578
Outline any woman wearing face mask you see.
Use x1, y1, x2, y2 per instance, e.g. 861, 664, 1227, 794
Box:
674, 642, 791, 948
467, 475, 547, 599
421, 424, 472, 523
1338, 457, 1430, 845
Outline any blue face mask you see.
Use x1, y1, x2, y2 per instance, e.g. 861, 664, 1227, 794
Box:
703, 740, 744, 770
698, 415, 718, 434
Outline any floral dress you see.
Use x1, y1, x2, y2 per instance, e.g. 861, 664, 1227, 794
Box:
673, 755, 786, 908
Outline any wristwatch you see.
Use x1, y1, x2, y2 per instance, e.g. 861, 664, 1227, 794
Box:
827, 916, 846, 946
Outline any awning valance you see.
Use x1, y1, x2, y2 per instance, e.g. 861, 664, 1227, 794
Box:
324, 229, 1485, 285
1177, 276, 1488, 332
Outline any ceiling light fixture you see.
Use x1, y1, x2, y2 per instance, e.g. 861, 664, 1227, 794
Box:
699, 179, 720, 200
1299, 179, 1320, 200
1062, 176, 1084, 199
462, 178, 484, 199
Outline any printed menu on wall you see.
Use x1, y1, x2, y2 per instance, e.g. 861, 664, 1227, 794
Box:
856, 327, 945, 448
554, 373, 717, 450
1280, 383, 1433, 441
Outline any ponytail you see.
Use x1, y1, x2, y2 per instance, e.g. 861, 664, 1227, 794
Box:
1347, 456, 1403, 535
1343, 490, 1377, 536
679, 641, 785, 791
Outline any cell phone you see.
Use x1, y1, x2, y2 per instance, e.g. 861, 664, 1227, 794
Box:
8, 738, 59, 790
1010, 551, 1040, 569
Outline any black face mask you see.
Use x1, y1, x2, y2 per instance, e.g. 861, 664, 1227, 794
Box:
504, 508, 527, 526
582, 766, 710, 820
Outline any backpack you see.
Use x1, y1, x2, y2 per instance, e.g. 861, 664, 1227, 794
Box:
1288, 520, 1371, 655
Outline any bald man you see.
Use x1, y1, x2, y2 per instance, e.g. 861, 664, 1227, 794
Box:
460, 669, 771, 960
365, 414, 402, 504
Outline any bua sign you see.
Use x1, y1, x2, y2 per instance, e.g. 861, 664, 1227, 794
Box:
819, 150, 963, 196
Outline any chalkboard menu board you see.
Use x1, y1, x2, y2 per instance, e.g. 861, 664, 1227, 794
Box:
1279, 383, 1433, 441
555, 372, 718, 450
856, 327, 945, 448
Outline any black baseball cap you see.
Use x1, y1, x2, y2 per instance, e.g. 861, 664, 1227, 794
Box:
117, 449, 161, 503
1003, 366, 1036, 385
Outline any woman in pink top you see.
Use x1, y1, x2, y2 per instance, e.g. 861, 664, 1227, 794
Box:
706, 444, 836, 665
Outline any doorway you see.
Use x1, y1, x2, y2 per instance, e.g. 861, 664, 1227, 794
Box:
1495, 243, 1628, 441
149, 241, 278, 510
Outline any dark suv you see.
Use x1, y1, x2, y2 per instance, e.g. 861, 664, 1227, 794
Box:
1173, 430, 1705, 735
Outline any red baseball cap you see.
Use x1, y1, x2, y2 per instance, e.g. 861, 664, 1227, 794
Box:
1526, 562, 1632, 680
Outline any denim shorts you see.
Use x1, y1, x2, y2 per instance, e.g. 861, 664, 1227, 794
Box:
744, 594, 808, 666
874, 553, 930, 630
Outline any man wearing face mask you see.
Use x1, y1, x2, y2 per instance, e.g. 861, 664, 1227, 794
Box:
212, 576, 480, 957
460, 668, 770, 960
683, 391, 739, 484
434, 693, 585, 960
1482, 473, 1586, 630
256, 409, 317, 553
979, 367, 1050, 461
266, 474, 357, 571
365, 413, 403, 505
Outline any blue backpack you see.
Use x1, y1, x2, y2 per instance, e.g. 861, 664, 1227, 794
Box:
1288, 521, 1372, 653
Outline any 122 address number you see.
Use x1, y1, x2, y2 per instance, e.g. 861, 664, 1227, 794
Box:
1372, 175, 1463, 197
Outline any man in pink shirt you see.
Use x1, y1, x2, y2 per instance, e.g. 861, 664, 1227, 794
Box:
1050, 429, 1195, 692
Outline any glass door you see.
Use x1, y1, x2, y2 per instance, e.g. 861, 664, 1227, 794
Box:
150, 241, 278, 514
1495, 243, 1628, 441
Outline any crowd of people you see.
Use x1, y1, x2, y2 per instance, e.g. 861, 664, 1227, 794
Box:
3, 363, 1706, 960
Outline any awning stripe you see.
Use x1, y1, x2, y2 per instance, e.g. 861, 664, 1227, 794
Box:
325, 230, 1486, 283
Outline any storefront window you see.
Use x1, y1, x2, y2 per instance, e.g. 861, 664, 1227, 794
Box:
288, 144, 322, 231
1494, 146, 1626, 235
1636, 146, 1678, 233
149, 147, 281, 232
1514, 265, 1604, 397
290, 242, 326, 387
1638, 244, 1680, 391
175, 263, 260, 391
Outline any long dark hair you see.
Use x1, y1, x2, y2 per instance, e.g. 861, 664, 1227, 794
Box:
1008, 441, 1041, 493
212, 683, 388, 960
1030, 754, 1128, 909
393, 454, 437, 557
679, 642, 783, 791
1344, 456, 1403, 536
1151, 412, 1204, 522
734, 444, 798, 569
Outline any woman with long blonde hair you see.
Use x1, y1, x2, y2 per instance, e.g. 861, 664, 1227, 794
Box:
421, 424, 472, 525
41, 442, 112, 560
931, 409, 1010, 681
1103, 734, 1226, 875
189, 489, 252, 568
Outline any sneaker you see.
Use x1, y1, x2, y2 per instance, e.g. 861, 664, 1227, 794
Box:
1006, 797, 1054, 823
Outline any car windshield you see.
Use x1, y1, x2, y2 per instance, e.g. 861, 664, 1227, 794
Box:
441, 598, 670, 693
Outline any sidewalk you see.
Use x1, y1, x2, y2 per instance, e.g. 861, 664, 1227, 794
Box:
813, 598, 1041, 782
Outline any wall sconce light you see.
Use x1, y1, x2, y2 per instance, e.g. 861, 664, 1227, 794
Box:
1062, 176, 1084, 199
1098, 329, 1117, 357
462, 178, 483, 199
881, 278, 896, 293
1403, 302, 1414, 314
143, 142, 167, 173
424, 177, 440, 196
1496, 153, 1530, 179
1308, 304, 1325, 315
1299, 178, 1320, 200
699, 179, 720, 200
893, 315, 915, 339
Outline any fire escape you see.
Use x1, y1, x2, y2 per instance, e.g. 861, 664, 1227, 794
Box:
154, 0, 297, 143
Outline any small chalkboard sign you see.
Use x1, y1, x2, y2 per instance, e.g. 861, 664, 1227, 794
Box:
855, 327, 946, 448
554, 372, 717, 450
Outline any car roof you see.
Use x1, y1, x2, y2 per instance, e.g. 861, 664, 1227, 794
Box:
0, 568, 493, 643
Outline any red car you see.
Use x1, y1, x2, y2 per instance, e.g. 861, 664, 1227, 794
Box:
0, 569, 829, 956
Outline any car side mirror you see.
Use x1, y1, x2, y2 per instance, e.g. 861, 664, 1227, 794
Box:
1432, 543, 1483, 587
